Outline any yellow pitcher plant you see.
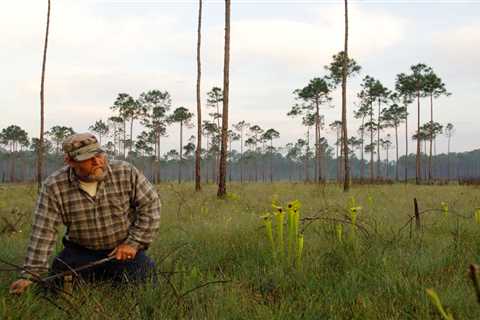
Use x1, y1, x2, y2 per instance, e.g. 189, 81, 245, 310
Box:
261, 199, 304, 269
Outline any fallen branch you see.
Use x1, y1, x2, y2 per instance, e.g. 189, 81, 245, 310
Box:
301, 216, 370, 238
179, 279, 230, 299
469, 264, 480, 304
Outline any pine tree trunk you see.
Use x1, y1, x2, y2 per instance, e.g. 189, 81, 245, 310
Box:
195, 0, 203, 191
306, 127, 310, 182
212, 139, 216, 182
178, 122, 183, 184
395, 124, 399, 181
423, 140, 427, 180
315, 104, 319, 183
447, 136, 451, 181
428, 93, 433, 182
217, 0, 230, 197
377, 99, 381, 178
416, 89, 421, 184
336, 128, 340, 182
130, 118, 134, 156
229, 138, 232, 182
270, 140, 273, 183
123, 120, 127, 159
370, 104, 374, 181
37, 0, 51, 189
342, 0, 350, 191
385, 146, 389, 178
158, 136, 161, 182
319, 117, 323, 182
405, 112, 408, 182
361, 116, 365, 179
205, 134, 209, 184
240, 130, 244, 183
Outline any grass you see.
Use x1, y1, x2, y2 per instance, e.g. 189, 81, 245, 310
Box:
0, 182, 480, 319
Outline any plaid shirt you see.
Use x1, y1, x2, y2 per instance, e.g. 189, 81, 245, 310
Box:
23, 160, 161, 275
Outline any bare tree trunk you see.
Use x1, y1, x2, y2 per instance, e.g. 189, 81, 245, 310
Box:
319, 117, 323, 181
336, 128, 340, 182
315, 103, 319, 183
395, 124, 399, 181
377, 99, 381, 178
447, 135, 451, 181
217, 0, 230, 198
123, 120, 127, 159
342, 0, 350, 191
306, 127, 311, 182
195, 0, 203, 191
270, 140, 273, 183
240, 130, 244, 183
405, 112, 408, 182
37, 0, 51, 190
416, 89, 421, 184
10, 152, 16, 183
370, 105, 374, 181
360, 116, 365, 179
229, 138, 233, 182
159, 137, 163, 181
385, 145, 389, 178
262, 143, 265, 182
129, 118, 134, 156
428, 93, 433, 182
212, 138, 216, 182
423, 140, 427, 180
205, 133, 209, 183
178, 122, 183, 184
253, 148, 258, 182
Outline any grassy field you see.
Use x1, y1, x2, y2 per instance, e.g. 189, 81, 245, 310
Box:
1, 182, 480, 319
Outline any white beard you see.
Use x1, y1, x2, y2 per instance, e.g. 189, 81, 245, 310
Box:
78, 168, 107, 182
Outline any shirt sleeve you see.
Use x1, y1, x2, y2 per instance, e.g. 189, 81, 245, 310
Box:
23, 182, 62, 276
124, 165, 161, 249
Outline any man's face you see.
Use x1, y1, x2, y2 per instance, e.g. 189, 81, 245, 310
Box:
67, 153, 108, 182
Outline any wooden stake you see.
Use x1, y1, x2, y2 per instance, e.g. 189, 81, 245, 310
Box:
469, 264, 480, 304
414, 198, 421, 231
63, 272, 73, 295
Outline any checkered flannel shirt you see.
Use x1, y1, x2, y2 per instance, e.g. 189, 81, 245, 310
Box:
23, 160, 161, 276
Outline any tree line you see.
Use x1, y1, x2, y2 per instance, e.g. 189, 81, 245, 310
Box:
0, 130, 475, 184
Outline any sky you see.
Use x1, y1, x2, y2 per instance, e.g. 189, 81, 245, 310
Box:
1, 0, 480, 156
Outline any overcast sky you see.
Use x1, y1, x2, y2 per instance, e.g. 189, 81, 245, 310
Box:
1, 0, 479, 156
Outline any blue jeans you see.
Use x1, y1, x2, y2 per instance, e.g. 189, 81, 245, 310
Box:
49, 238, 157, 288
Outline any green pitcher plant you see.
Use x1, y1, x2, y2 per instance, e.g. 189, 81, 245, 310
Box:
475, 208, 480, 225
261, 199, 304, 269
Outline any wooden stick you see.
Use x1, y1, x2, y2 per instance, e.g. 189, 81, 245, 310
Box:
414, 198, 421, 231
469, 264, 480, 304
42, 256, 115, 282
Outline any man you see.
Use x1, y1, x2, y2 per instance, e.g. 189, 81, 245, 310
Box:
10, 133, 161, 294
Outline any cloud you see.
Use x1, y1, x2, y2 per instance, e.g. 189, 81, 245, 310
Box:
198, 4, 407, 72
431, 23, 480, 80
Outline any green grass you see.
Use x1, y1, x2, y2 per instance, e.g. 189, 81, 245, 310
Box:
1, 182, 480, 319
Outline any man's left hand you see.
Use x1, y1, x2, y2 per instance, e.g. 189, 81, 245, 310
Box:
109, 243, 138, 261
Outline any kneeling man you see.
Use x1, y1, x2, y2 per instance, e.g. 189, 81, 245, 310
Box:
10, 133, 161, 294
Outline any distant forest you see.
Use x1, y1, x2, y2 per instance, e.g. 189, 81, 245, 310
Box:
1, 147, 478, 184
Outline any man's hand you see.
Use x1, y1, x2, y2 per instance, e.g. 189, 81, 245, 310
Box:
9, 279, 33, 295
109, 243, 138, 261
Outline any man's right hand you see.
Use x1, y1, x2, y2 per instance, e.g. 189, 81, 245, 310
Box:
9, 279, 33, 295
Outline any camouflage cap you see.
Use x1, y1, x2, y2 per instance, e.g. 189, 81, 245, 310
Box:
62, 133, 104, 162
